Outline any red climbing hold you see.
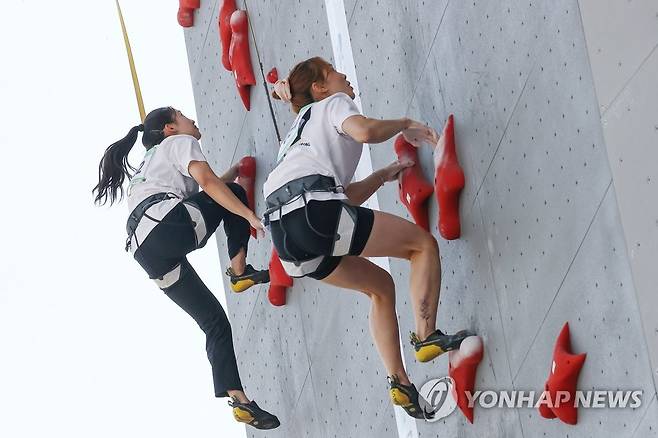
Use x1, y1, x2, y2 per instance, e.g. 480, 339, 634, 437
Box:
394, 135, 434, 231
268, 285, 287, 307
268, 248, 293, 306
449, 335, 484, 423
180, 0, 200, 8
229, 10, 256, 87
177, 7, 194, 27
177, 0, 199, 27
218, 0, 236, 71
267, 68, 279, 84
538, 322, 586, 425
434, 114, 465, 240
236, 156, 257, 237
235, 81, 251, 111
269, 248, 293, 288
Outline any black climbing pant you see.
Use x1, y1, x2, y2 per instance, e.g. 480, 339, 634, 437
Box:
131, 182, 251, 397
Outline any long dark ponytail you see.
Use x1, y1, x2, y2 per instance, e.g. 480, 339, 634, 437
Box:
93, 106, 177, 206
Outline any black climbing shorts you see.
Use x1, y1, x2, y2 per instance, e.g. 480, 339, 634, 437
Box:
269, 199, 375, 280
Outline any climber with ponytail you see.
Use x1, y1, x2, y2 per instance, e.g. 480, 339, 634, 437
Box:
92, 106, 280, 430
93, 107, 174, 206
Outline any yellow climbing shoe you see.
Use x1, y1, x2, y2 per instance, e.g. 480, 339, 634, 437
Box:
388, 375, 432, 419
228, 398, 280, 430
410, 329, 474, 362
226, 264, 270, 293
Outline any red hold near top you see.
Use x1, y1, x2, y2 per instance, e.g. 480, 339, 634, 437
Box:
177, 7, 194, 27
180, 0, 200, 8
177, 0, 200, 27
267, 68, 279, 84
394, 135, 434, 231
218, 0, 237, 71
434, 114, 465, 240
229, 10, 256, 87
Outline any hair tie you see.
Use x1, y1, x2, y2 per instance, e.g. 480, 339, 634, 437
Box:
274, 79, 292, 103
137, 124, 145, 132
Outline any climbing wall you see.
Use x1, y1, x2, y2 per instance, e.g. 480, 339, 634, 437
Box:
184, 1, 399, 437
183, 1, 657, 436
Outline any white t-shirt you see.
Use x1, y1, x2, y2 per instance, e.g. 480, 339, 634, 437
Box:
126, 134, 208, 251
263, 92, 363, 218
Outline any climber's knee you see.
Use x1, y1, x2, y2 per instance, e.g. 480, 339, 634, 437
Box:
366, 271, 395, 303
203, 311, 232, 340
403, 230, 439, 260
226, 182, 248, 205
153, 261, 189, 290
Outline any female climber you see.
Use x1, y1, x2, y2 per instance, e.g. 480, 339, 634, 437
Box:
92, 107, 279, 430
265, 57, 472, 419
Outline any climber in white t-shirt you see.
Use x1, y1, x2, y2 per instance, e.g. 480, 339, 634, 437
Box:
93, 106, 279, 430
265, 57, 473, 419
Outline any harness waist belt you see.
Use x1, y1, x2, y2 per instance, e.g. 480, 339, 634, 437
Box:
265, 174, 340, 211
126, 192, 178, 236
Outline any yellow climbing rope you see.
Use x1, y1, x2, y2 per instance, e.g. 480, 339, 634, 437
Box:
115, 0, 146, 122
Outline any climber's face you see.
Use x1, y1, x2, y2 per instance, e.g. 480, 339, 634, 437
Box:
313, 65, 356, 100
164, 109, 202, 140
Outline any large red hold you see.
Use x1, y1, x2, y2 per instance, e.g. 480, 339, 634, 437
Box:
434, 114, 465, 240
449, 335, 484, 423
394, 135, 434, 231
177, 7, 194, 27
218, 0, 237, 71
236, 156, 257, 238
229, 10, 256, 87
268, 248, 293, 306
538, 323, 586, 425
180, 0, 200, 8
177, 0, 200, 27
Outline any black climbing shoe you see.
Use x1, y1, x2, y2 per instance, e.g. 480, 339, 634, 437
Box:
409, 329, 474, 362
228, 398, 280, 430
226, 264, 270, 293
388, 375, 433, 420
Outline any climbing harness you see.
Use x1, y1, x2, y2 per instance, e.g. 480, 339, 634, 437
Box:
263, 174, 345, 264
125, 192, 192, 252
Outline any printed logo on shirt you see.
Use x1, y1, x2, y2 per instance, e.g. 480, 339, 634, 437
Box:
127, 146, 158, 196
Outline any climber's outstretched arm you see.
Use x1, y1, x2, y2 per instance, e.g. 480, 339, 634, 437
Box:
342, 115, 439, 146
342, 115, 410, 144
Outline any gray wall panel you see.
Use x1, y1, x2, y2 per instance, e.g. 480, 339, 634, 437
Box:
578, 0, 658, 111
579, 0, 658, 392
632, 394, 658, 438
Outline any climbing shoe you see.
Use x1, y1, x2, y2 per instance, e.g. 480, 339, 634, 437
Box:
388, 375, 433, 419
226, 264, 270, 293
410, 329, 474, 362
228, 398, 280, 430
